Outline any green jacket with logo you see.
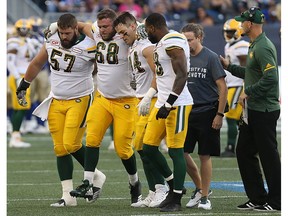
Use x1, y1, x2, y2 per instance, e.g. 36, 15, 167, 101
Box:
227, 32, 280, 112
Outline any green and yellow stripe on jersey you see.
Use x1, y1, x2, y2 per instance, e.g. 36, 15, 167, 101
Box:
163, 33, 186, 51
87, 45, 96, 53
163, 33, 186, 41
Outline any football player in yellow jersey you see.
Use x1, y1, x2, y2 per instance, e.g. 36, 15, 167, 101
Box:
16, 14, 106, 207
142, 13, 193, 212
114, 12, 169, 208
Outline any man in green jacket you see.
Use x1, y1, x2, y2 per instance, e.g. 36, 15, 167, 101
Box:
220, 7, 281, 212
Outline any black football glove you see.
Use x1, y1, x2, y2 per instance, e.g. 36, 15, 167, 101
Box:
156, 104, 176, 120
16, 78, 30, 107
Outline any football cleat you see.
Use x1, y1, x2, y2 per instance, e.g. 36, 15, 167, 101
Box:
160, 203, 181, 212
86, 186, 101, 203
149, 184, 168, 208
9, 132, 31, 148
131, 190, 155, 207
70, 179, 92, 198
86, 170, 106, 203
50, 198, 77, 207
130, 181, 142, 205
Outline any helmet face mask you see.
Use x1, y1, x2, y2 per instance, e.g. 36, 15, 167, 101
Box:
223, 19, 243, 44
14, 19, 32, 37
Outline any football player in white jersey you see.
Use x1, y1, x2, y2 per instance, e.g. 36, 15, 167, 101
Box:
141, 13, 193, 212
221, 19, 249, 157
113, 12, 169, 208
66, 9, 142, 205
16, 14, 106, 207
7, 18, 38, 148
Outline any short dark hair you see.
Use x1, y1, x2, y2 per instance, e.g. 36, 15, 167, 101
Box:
57, 14, 77, 29
97, 8, 117, 21
113, 12, 137, 28
181, 23, 205, 41
145, 13, 167, 29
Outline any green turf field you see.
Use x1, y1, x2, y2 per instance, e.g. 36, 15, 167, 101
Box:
7, 129, 281, 216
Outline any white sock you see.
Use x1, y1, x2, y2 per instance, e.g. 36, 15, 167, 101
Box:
84, 171, 94, 185
128, 173, 139, 186
61, 179, 73, 200
93, 169, 106, 188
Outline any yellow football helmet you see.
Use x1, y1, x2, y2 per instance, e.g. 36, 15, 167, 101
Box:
29, 16, 43, 32
223, 19, 243, 44
14, 19, 32, 36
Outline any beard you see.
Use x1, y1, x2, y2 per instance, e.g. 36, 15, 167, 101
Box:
60, 32, 78, 49
148, 34, 158, 44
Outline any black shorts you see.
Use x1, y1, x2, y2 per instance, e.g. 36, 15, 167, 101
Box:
184, 108, 220, 156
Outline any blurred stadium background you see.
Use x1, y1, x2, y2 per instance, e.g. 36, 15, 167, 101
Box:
7, 0, 281, 64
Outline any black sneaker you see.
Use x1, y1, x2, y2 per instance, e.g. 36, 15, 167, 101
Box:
129, 181, 142, 204
237, 200, 261, 210
254, 203, 279, 211
159, 188, 186, 208
70, 179, 92, 198
160, 202, 181, 212
159, 190, 173, 208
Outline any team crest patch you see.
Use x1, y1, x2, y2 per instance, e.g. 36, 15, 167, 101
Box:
249, 51, 253, 58
124, 104, 130, 109
75, 98, 81, 103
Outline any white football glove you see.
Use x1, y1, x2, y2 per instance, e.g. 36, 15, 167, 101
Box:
137, 88, 157, 116
43, 22, 58, 40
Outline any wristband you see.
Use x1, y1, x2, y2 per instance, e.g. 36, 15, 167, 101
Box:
216, 112, 224, 117
17, 78, 30, 91
166, 92, 179, 106
145, 87, 157, 99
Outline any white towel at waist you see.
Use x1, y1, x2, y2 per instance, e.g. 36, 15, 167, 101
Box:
32, 92, 53, 121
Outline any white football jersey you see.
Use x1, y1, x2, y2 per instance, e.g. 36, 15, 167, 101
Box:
129, 38, 155, 98
7, 36, 40, 74
92, 22, 135, 98
224, 40, 249, 87
153, 32, 193, 108
46, 33, 95, 100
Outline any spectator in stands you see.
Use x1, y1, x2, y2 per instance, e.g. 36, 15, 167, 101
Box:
88, 0, 118, 14
118, 0, 143, 20
196, 7, 215, 26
